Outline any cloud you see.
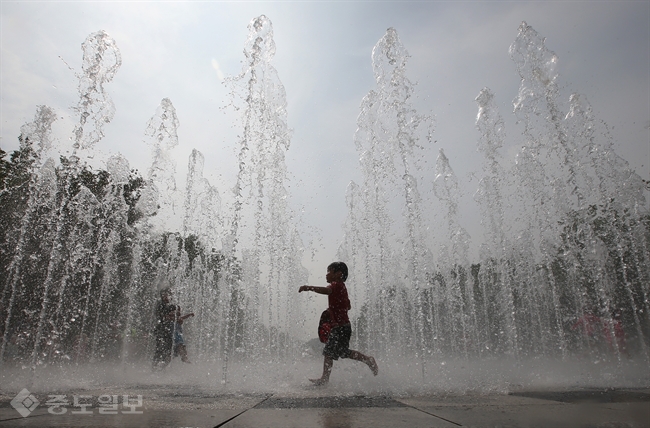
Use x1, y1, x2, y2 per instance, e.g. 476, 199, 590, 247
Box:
211, 59, 225, 81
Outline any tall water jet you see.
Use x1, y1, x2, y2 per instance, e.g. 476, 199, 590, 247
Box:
562, 94, 650, 359
8, 30, 122, 373
72, 32, 121, 151
433, 149, 474, 357
339, 28, 434, 359
184, 149, 222, 246
87, 155, 132, 362
474, 88, 519, 355
146, 97, 181, 233
221, 15, 307, 383
0, 106, 58, 366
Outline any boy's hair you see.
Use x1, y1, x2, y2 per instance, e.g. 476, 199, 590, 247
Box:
328, 262, 348, 281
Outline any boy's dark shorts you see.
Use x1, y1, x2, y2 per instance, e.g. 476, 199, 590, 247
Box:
323, 324, 352, 360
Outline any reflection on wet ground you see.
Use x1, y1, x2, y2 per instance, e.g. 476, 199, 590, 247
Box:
1, 386, 649, 427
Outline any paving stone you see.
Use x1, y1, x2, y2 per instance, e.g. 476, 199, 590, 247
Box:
222, 407, 458, 428
1, 388, 648, 427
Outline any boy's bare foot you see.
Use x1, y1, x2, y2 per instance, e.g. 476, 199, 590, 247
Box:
368, 357, 378, 376
309, 378, 328, 386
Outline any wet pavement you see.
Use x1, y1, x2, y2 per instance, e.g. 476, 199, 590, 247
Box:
1, 386, 648, 427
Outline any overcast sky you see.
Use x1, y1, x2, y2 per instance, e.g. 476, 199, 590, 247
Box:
1, 1, 648, 281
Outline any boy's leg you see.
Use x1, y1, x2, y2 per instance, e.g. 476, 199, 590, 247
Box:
348, 350, 378, 376
310, 355, 333, 385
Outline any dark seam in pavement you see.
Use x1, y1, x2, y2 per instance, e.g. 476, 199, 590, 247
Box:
213, 394, 273, 428
401, 404, 464, 427
0, 412, 51, 424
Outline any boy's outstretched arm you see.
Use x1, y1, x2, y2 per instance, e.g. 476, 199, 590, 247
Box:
299, 286, 332, 295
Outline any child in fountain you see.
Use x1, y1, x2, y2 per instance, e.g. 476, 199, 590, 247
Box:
173, 305, 194, 363
153, 288, 176, 370
153, 288, 194, 368
299, 262, 378, 385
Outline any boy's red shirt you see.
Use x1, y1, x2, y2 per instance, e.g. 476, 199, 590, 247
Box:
327, 281, 351, 327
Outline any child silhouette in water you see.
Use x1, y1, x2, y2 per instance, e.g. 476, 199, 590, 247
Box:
173, 306, 194, 363
299, 262, 378, 385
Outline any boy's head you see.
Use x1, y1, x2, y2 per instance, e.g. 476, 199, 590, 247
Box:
327, 262, 348, 281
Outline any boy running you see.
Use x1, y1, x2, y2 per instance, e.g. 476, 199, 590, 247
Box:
299, 262, 378, 385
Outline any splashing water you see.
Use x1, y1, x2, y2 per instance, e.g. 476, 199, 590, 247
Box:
0, 107, 58, 368
339, 28, 434, 364
0, 31, 123, 379
337, 23, 649, 376
73, 31, 122, 152
1, 20, 648, 395
220, 15, 307, 383
146, 97, 181, 232
184, 149, 223, 245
